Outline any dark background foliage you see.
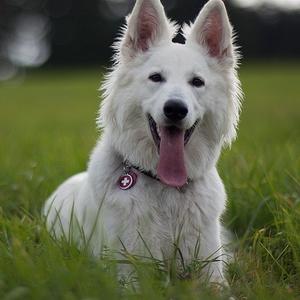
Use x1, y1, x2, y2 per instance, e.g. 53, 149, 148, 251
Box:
0, 0, 300, 72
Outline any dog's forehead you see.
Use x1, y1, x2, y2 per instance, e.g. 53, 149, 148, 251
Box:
147, 43, 209, 73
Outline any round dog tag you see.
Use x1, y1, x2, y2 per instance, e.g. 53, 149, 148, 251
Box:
118, 171, 137, 190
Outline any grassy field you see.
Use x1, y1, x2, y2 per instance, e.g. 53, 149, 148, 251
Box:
0, 63, 299, 299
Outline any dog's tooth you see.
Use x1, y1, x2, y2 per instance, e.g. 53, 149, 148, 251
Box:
157, 127, 161, 137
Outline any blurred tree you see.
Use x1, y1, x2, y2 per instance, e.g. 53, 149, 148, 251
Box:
0, 0, 299, 68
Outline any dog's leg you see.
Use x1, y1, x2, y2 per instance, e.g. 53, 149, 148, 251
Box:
199, 220, 227, 285
196, 220, 227, 285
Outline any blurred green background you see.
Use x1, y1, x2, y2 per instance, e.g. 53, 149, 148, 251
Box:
0, 0, 300, 299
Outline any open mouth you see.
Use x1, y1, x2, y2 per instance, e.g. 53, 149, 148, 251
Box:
148, 114, 198, 148
147, 114, 199, 189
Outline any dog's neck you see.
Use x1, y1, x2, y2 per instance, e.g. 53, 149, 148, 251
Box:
122, 160, 192, 190
124, 160, 160, 182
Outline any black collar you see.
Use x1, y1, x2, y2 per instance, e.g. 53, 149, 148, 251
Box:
123, 161, 192, 187
123, 161, 160, 182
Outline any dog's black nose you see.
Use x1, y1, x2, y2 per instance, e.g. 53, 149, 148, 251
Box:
164, 100, 188, 122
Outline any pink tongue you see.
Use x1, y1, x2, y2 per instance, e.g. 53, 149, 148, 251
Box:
157, 127, 187, 188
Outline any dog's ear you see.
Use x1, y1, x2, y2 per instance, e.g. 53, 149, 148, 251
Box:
186, 0, 234, 65
120, 0, 171, 61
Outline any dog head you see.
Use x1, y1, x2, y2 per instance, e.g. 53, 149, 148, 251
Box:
99, 0, 242, 187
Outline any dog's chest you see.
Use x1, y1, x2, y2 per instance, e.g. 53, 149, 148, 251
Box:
102, 178, 204, 257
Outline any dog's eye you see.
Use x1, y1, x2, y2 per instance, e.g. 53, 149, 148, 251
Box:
149, 73, 164, 83
190, 77, 205, 88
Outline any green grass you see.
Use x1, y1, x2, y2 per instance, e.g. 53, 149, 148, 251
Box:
0, 63, 300, 299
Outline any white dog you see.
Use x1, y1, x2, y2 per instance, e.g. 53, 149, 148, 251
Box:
44, 0, 242, 284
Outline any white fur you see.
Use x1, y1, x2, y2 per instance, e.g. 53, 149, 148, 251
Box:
43, 0, 242, 284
